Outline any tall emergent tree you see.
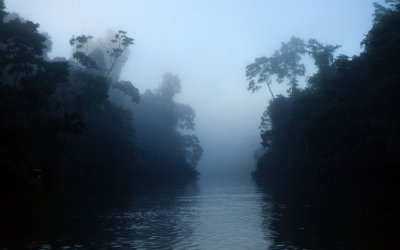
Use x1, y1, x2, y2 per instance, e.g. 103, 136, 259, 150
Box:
246, 37, 339, 98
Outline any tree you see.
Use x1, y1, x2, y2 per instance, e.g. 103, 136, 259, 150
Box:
70, 35, 99, 71
183, 135, 203, 168
307, 39, 340, 76
246, 37, 307, 98
134, 73, 202, 178
157, 73, 182, 100
112, 81, 140, 104
246, 37, 339, 98
104, 30, 134, 78
69, 30, 134, 79
174, 103, 195, 130
0, 18, 47, 86
251, 0, 400, 190
0, 0, 5, 22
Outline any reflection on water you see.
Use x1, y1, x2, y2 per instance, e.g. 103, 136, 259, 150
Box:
4, 177, 396, 249
26, 179, 272, 249
258, 181, 399, 250
187, 181, 271, 249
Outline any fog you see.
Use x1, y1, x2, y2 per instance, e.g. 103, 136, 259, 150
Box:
5, 0, 379, 180
4, 1, 400, 248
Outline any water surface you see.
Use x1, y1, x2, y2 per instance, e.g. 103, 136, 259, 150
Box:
7, 177, 395, 249
28, 178, 273, 249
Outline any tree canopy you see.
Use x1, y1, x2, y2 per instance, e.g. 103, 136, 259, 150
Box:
249, 1, 400, 191
246, 37, 340, 98
0, 1, 202, 198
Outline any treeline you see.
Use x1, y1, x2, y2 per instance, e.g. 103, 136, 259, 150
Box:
247, 1, 400, 189
0, 0, 202, 194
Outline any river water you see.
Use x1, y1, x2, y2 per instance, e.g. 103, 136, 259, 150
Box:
27, 178, 272, 249
7, 177, 395, 249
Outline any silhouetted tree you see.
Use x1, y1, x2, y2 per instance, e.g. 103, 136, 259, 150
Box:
70, 30, 134, 79
246, 37, 341, 97
250, 1, 400, 192
246, 37, 307, 98
104, 30, 134, 78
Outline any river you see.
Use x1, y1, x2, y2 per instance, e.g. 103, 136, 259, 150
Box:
3, 177, 395, 249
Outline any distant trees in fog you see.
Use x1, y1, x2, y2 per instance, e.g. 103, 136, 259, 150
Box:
0, 0, 202, 194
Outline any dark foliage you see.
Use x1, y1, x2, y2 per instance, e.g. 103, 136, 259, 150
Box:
249, 5, 400, 245
250, 1, 400, 191
0, 0, 202, 200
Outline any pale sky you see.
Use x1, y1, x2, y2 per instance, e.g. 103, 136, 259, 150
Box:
5, 0, 382, 179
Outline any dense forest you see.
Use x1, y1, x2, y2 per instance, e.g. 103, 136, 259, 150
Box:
1, 0, 400, 248
0, 0, 202, 196
248, 0, 400, 191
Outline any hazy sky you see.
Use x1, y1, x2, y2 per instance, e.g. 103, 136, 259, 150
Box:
6, 0, 382, 178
